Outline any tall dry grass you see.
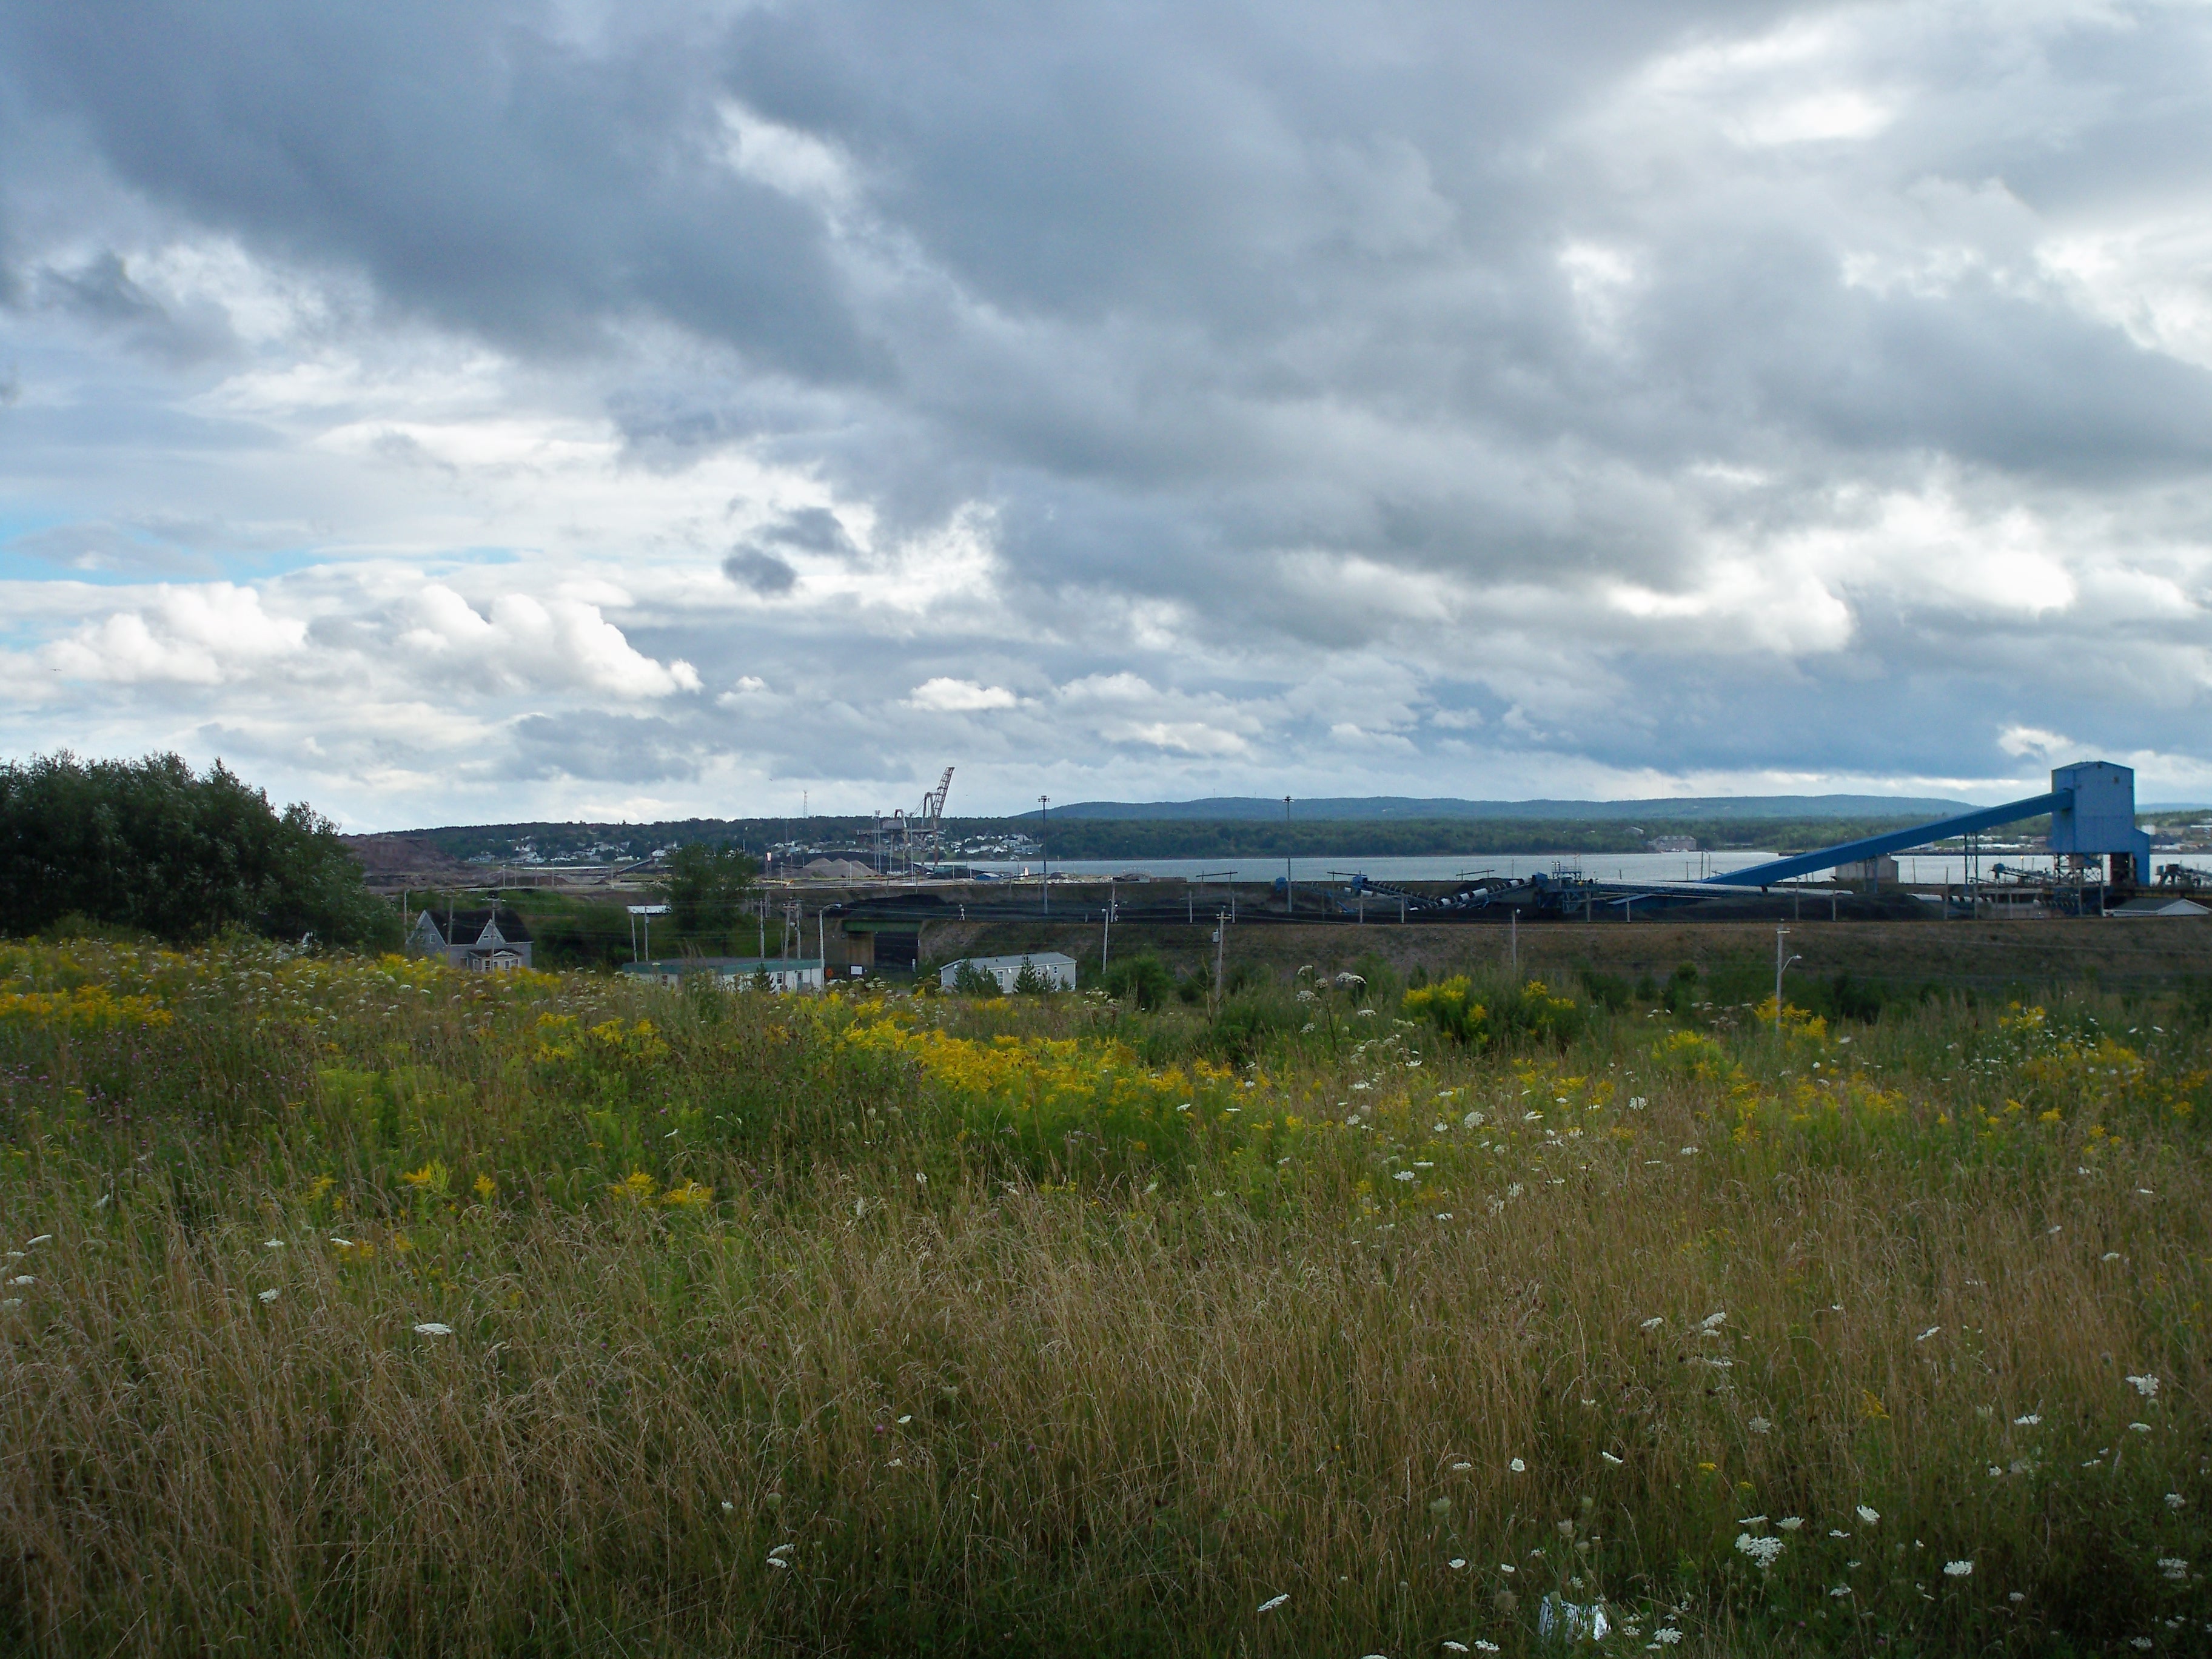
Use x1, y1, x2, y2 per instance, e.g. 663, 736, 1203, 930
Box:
0, 940, 2206, 1655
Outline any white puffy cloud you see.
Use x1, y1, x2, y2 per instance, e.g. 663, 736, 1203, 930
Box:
906, 678, 1017, 712
400, 586, 700, 698
41, 583, 306, 685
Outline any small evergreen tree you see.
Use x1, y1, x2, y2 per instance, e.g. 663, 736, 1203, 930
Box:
952, 960, 1002, 996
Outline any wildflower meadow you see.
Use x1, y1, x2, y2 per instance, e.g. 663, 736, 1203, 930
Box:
0, 936, 2207, 1655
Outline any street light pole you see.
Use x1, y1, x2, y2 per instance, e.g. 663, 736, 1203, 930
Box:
1774, 925, 1802, 1056
1283, 796, 1293, 915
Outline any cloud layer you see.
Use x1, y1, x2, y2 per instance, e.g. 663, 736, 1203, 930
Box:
2, 0, 2210, 825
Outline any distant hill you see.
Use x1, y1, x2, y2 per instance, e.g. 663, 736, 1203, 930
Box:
357, 794, 1994, 876
1047, 794, 1977, 823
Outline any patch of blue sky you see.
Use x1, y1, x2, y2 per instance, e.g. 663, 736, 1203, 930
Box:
0, 509, 69, 543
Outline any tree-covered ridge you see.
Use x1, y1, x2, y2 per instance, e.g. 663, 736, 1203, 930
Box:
0, 752, 398, 948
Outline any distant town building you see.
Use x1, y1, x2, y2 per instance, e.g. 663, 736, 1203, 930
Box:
939, 953, 1078, 993
619, 957, 826, 991
407, 907, 533, 971
1646, 836, 1698, 853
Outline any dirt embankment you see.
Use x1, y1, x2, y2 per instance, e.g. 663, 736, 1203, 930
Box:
341, 834, 479, 890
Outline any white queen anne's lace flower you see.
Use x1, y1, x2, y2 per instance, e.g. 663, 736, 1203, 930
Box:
1735, 1533, 1785, 1568
1943, 1560, 1973, 1577
2125, 1373, 2160, 1398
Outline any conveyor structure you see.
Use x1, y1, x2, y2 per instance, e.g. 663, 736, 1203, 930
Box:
1329, 760, 2153, 920
1701, 761, 2150, 890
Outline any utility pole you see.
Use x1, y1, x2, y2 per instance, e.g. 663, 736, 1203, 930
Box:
1039, 795, 1050, 917
1283, 796, 1294, 915
1212, 908, 1228, 1016
1509, 910, 1518, 980
1102, 876, 1113, 971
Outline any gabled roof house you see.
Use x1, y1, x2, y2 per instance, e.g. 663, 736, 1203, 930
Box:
407, 906, 534, 971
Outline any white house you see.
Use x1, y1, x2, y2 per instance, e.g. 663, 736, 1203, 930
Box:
939, 953, 1078, 993
618, 957, 826, 991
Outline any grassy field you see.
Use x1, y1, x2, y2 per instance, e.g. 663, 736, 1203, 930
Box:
928, 914, 2212, 1003
1, 936, 2208, 1656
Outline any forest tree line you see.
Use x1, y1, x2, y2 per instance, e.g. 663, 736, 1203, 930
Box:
0, 752, 398, 947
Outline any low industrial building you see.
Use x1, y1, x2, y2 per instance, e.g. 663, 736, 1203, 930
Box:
1835, 856, 1901, 885
2111, 896, 2210, 919
407, 907, 533, 971
620, 957, 827, 991
939, 953, 1078, 993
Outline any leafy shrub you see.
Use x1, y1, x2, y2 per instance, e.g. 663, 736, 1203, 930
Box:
1402, 974, 1584, 1049
1662, 960, 1700, 1013
1103, 951, 1175, 1010
1577, 965, 1632, 1011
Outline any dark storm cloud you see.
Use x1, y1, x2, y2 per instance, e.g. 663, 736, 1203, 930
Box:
0, 1, 877, 378
757, 507, 857, 557
34, 251, 237, 364
510, 712, 701, 785
723, 507, 860, 592
722, 547, 796, 595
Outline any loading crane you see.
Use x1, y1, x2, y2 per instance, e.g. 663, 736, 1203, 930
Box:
871, 766, 957, 876
920, 766, 954, 857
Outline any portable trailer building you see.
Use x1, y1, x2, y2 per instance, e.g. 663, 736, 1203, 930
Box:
939, 953, 1078, 993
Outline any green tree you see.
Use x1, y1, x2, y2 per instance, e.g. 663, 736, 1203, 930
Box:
659, 842, 758, 946
951, 960, 1003, 996
0, 751, 398, 948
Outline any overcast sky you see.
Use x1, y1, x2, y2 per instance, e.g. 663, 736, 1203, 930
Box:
3, 1, 2210, 827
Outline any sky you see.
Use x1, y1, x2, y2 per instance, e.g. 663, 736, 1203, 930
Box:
2, 0, 2210, 828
